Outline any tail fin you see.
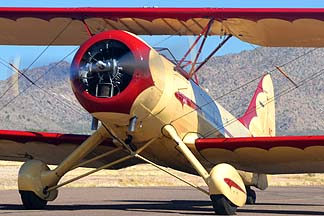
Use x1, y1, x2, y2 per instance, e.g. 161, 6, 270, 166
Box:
239, 74, 275, 137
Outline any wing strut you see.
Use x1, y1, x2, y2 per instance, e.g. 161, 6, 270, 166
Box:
188, 20, 213, 78
175, 19, 214, 72
82, 20, 94, 37
174, 18, 232, 80
191, 34, 232, 77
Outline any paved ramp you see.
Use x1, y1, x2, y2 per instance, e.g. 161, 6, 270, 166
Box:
0, 187, 324, 215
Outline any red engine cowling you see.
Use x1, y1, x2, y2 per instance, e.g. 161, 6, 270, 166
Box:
70, 30, 154, 114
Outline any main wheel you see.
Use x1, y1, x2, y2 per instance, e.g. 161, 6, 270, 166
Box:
210, 194, 237, 215
19, 191, 47, 210
245, 186, 256, 205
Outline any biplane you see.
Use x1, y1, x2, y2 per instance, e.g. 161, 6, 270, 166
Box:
0, 7, 324, 215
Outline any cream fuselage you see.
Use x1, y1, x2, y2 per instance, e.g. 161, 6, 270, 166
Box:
92, 47, 251, 174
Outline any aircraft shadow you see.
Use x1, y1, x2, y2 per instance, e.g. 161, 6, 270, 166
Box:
0, 200, 215, 215
254, 202, 324, 207
1, 200, 324, 215
238, 209, 324, 215
239, 202, 324, 215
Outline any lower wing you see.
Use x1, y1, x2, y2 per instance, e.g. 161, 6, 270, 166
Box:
0, 130, 141, 169
195, 136, 324, 174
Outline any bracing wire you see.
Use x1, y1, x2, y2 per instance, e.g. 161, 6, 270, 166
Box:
169, 46, 324, 133
0, 48, 82, 115
170, 74, 265, 123
203, 68, 324, 137
0, 19, 74, 103
0, 18, 87, 116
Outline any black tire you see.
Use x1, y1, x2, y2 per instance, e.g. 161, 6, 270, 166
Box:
19, 191, 47, 210
210, 194, 237, 215
245, 186, 256, 205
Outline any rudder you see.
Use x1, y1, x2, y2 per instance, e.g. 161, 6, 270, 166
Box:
239, 74, 275, 137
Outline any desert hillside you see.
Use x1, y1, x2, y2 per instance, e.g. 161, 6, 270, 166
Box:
0, 47, 323, 135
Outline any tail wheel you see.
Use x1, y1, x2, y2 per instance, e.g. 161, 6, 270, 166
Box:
19, 191, 47, 210
246, 186, 256, 205
210, 194, 237, 215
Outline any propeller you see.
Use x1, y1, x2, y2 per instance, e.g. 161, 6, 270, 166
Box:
78, 39, 135, 98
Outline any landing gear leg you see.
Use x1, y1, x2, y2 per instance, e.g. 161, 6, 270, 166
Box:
163, 125, 246, 215
245, 186, 256, 205
18, 125, 110, 209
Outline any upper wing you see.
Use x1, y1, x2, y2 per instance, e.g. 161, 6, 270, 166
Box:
1, 7, 324, 46
0, 130, 141, 169
195, 136, 324, 174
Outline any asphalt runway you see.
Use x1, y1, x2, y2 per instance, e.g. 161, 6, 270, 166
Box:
1, 186, 324, 215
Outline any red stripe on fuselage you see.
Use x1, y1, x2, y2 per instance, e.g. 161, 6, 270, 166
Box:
175, 91, 198, 110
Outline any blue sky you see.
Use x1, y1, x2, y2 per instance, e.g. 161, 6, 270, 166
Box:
1, 0, 324, 79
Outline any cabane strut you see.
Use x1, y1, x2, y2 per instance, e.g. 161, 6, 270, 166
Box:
174, 18, 232, 80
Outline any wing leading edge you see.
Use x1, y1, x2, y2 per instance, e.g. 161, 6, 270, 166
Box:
195, 136, 324, 174
1, 7, 324, 46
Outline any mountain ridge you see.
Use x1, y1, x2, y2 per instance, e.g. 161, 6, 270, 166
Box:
0, 47, 323, 135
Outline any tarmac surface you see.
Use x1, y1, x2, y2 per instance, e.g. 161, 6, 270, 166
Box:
0, 186, 324, 215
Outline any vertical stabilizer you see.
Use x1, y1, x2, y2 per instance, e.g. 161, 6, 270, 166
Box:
239, 74, 275, 137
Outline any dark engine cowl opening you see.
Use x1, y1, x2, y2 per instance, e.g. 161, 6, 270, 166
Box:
70, 30, 154, 114
78, 39, 134, 98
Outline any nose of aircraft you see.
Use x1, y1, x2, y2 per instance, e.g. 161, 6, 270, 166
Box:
70, 30, 154, 114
